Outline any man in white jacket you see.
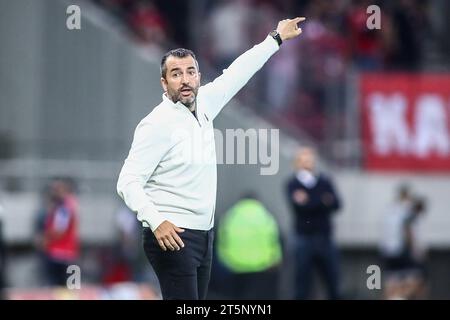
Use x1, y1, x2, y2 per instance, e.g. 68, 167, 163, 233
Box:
117, 17, 305, 300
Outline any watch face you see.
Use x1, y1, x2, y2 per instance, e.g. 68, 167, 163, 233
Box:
269, 30, 281, 45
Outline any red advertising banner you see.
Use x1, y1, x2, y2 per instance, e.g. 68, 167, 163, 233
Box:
361, 73, 450, 171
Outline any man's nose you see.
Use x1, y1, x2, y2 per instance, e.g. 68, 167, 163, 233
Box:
181, 73, 190, 85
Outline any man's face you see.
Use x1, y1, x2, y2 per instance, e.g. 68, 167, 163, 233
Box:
295, 147, 316, 172
161, 55, 201, 109
49, 180, 67, 203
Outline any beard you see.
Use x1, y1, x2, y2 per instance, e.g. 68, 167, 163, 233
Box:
167, 84, 199, 109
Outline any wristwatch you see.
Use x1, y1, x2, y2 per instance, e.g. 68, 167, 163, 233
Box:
269, 30, 282, 46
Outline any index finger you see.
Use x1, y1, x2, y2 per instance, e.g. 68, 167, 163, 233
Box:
293, 17, 306, 23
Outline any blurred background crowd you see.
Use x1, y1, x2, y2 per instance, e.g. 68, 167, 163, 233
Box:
93, 0, 448, 164
0, 0, 449, 299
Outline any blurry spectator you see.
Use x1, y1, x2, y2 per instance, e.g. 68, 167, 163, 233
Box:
346, 0, 385, 70
153, 0, 190, 47
215, 193, 283, 299
280, 0, 348, 141
208, 0, 252, 72
101, 248, 133, 285
379, 184, 413, 299
94, 0, 135, 19
381, 192, 427, 299
99, 206, 135, 286
302, 0, 348, 80
128, 1, 167, 48
403, 197, 429, 299
285, 147, 342, 299
379, 185, 429, 299
250, 1, 283, 111
115, 205, 161, 289
249, 0, 280, 41
101, 208, 160, 290
42, 178, 80, 287
33, 184, 54, 285
387, 0, 428, 70
116, 205, 141, 274
265, 37, 299, 112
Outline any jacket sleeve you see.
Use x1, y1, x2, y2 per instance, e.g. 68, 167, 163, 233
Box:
199, 35, 279, 120
286, 178, 331, 213
116, 121, 171, 231
322, 176, 342, 213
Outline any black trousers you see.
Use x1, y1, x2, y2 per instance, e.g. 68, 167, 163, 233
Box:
295, 233, 340, 300
44, 256, 72, 287
143, 227, 214, 300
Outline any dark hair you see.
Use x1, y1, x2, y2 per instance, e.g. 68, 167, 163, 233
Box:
160, 48, 198, 79
50, 176, 78, 193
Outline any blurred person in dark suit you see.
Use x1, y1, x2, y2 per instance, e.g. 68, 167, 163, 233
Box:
285, 147, 342, 299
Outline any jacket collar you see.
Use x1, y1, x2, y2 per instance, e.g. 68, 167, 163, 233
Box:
162, 93, 196, 113
162, 93, 182, 107
296, 169, 318, 189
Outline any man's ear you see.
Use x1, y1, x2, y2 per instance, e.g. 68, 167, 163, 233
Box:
161, 77, 168, 92
198, 72, 201, 83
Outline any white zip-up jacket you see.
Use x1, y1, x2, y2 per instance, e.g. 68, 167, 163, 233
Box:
117, 35, 279, 231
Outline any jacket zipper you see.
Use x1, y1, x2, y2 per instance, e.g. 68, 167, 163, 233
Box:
190, 109, 201, 128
